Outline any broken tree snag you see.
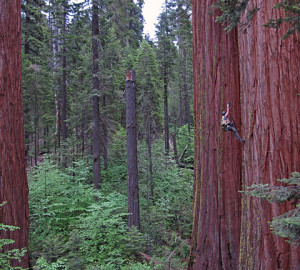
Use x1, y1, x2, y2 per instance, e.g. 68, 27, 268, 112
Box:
126, 70, 140, 229
126, 69, 136, 82
0, 0, 29, 268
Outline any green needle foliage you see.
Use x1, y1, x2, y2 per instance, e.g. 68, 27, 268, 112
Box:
28, 145, 193, 269
245, 172, 300, 245
176, 124, 194, 165
20, 0, 194, 268
28, 159, 143, 269
264, 0, 300, 39
215, 0, 299, 38
214, 0, 259, 33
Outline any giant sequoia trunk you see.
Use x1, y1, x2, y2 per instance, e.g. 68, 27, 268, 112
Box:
188, 1, 242, 268
238, 1, 300, 269
189, 0, 299, 269
0, 0, 29, 267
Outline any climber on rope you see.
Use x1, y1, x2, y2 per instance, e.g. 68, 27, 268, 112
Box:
221, 102, 245, 143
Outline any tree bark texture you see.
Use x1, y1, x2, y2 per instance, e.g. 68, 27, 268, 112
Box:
189, 0, 300, 269
238, 1, 300, 269
188, 1, 242, 269
92, 0, 101, 189
126, 70, 140, 229
0, 0, 29, 268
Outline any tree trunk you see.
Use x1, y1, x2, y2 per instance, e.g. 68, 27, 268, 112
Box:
179, 84, 183, 126
102, 95, 108, 169
0, 0, 29, 267
61, 4, 67, 143
51, 0, 61, 153
238, 1, 300, 269
147, 119, 154, 198
34, 82, 39, 166
188, 1, 242, 269
24, 0, 30, 54
189, 1, 300, 269
126, 70, 140, 229
46, 125, 50, 153
163, 76, 170, 155
182, 47, 191, 136
172, 122, 179, 165
92, 0, 101, 189
84, 108, 92, 185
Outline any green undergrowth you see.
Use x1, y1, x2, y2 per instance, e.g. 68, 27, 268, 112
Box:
28, 135, 193, 269
245, 172, 300, 244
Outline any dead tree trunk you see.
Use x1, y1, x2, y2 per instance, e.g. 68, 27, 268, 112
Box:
92, 0, 101, 189
0, 0, 29, 267
126, 70, 140, 229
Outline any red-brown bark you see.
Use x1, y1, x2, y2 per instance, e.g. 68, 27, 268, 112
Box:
189, 1, 242, 268
189, 0, 299, 269
0, 0, 29, 268
238, 1, 300, 269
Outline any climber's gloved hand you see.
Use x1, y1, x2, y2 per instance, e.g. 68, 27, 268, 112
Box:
227, 102, 230, 108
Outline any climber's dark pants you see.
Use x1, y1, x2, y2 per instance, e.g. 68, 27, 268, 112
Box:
226, 124, 243, 141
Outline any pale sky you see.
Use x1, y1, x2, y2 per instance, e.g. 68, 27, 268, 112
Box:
143, 0, 165, 39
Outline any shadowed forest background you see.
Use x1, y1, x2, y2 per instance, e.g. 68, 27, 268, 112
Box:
22, 0, 194, 269
0, 0, 299, 269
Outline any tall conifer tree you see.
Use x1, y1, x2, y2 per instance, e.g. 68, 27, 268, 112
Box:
92, 0, 101, 189
135, 40, 163, 197
0, 0, 29, 267
126, 70, 140, 229
156, 3, 176, 154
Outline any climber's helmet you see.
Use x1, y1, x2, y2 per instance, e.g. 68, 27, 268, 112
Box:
222, 111, 226, 116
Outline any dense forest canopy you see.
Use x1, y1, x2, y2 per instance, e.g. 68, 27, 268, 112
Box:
1, 0, 299, 269
19, 0, 194, 269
